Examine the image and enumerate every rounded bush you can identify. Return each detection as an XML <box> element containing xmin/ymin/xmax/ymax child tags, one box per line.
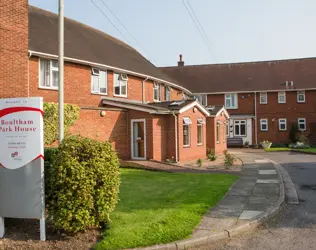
<box><xmin>45</xmin><ymin>136</ymin><xmax>120</xmax><ymax>233</ymax></box>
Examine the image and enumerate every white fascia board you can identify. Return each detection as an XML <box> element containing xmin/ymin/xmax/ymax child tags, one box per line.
<box><xmin>215</xmin><ymin>107</ymin><xmax>230</xmax><ymax>119</ymax></box>
<box><xmin>179</xmin><ymin>101</ymin><xmax>210</xmax><ymax>116</ymax></box>
<box><xmin>29</xmin><ymin>50</ymin><xmax>192</xmax><ymax>95</ymax></box>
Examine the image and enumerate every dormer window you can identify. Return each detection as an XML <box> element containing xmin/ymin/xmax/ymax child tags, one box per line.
<box><xmin>153</xmin><ymin>82</ymin><xmax>161</xmax><ymax>102</ymax></box>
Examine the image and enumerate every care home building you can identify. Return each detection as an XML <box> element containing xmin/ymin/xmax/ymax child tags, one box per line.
<box><xmin>161</xmin><ymin>56</ymin><xmax>316</xmax><ymax>146</ymax></box>
<box><xmin>1</xmin><ymin>1</ymin><xmax>229</xmax><ymax>162</ymax></box>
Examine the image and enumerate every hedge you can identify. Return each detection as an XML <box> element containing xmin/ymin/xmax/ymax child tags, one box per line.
<box><xmin>44</xmin><ymin>102</ymin><xmax>80</xmax><ymax>145</ymax></box>
<box><xmin>45</xmin><ymin>136</ymin><xmax>120</xmax><ymax>233</ymax></box>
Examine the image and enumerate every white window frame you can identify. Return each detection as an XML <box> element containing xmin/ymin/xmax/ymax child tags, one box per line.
<box><xmin>297</xmin><ymin>91</ymin><xmax>305</xmax><ymax>103</ymax></box>
<box><xmin>39</xmin><ymin>58</ymin><xmax>59</xmax><ymax>90</ymax></box>
<box><xmin>216</xmin><ymin>121</ymin><xmax>220</xmax><ymax>143</ymax></box>
<box><xmin>91</xmin><ymin>68</ymin><xmax>107</xmax><ymax>95</ymax></box>
<box><xmin>260</xmin><ymin>119</ymin><xmax>268</xmax><ymax>131</ymax></box>
<box><xmin>278</xmin><ymin>118</ymin><xmax>287</xmax><ymax>131</ymax></box>
<box><xmin>234</xmin><ymin>120</ymin><xmax>246</xmax><ymax>137</ymax></box>
<box><xmin>226</xmin><ymin>121</ymin><xmax>230</xmax><ymax>137</ymax></box>
<box><xmin>164</xmin><ymin>86</ymin><xmax>171</xmax><ymax>101</ymax></box>
<box><xmin>195</xmin><ymin>95</ymin><xmax>208</xmax><ymax>106</ymax></box>
<box><xmin>153</xmin><ymin>82</ymin><xmax>161</xmax><ymax>102</ymax></box>
<box><xmin>197</xmin><ymin>123</ymin><xmax>203</xmax><ymax>145</ymax></box>
<box><xmin>183</xmin><ymin>124</ymin><xmax>191</xmax><ymax>147</ymax></box>
<box><xmin>114</xmin><ymin>73</ymin><xmax>128</xmax><ymax>97</ymax></box>
<box><xmin>298</xmin><ymin>118</ymin><xmax>306</xmax><ymax>131</ymax></box>
<box><xmin>225</xmin><ymin>93</ymin><xmax>238</xmax><ymax>109</ymax></box>
<box><xmin>278</xmin><ymin>92</ymin><xmax>286</xmax><ymax>104</ymax></box>
<box><xmin>260</xmin><ymin>92</ymin><xmax>267</xmax><ymax>104</ymax></box>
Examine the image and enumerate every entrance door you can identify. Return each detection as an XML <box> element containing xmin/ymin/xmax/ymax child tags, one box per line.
<box><xmin>131</xmin><ymin>119</ymin><xmax>146</xmax><ymax>160</ymax></box>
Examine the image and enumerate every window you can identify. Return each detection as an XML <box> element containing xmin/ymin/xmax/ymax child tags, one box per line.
<box><xmin>153</xmin><ymin>82</ymin><xmax>161</xmax><ymax>101</ymax></box>
<box><xmin>91</xmin><ymin>68</ymin><xmax>107</xmax><ymax>94</ymax></box>
<box><xmin>297</xmin><ymin>91</ymin><xmax>305</xmax><ymax>103</ymax></box>
<box><xmin>226</xmin><ymin>121</ymin><xmax>230</xmax><ymax>137</ymax></box>
<box><xmin>260</xmin><ymin>119</ymin><xmax>268</xmax><ymax>131</ymax></box>
<box><xmin>183</xmin><ymin>117</ymin><xmax>192</xmax><ymax>147</ymax></box>
<box><xmin>164</xmin><ymin>86</ymin><xmax>171</xmax><ymax>101</ymax></box>
<box><xmin>279</xmin><ymin>119</ymin><xmax>287</xmax><ymax>131</ymax></box>
<box><xmin>298</xmin><ymin>118</ymin><xmax>306</xmax><ymax>131</ymax></box>
<box><xmin>216</xmin><ymin>121</ymin><xmax>220</xmax><ymax>143</ymax></box>
<box><xmin>197</xmin><ymin>118</ymin><xmax>205</xmax><ymax>145</ymax></box>
<box><xmin>225</xmin><ymin>93</ymin><xmax>238</xmax><ymax>109</ymax></box>
<box><xmin>260</xmin><ymin>92</ymin><xmax>267</xmax><ymax>104</ymax></box>
<box><xmin>278</xmin><ymin>92</ymin><xmax>286</xmax><ymax>103</ymax></box>
<box><xmin>39</xmin><ymin>59</ymin><xmax>59</xmax><ymax>89</ymax></box>
<box><xmin>234</xmin><ymin>120</ymin><xmax>246</xmax><ymax>136</ymax></box>
<box><xmin>194</xmin><ymin>95</ymin><xmax>208</xmax><ymax>106</ymax></box>
<box><xmin>114</xmin><ymin>73</ymin><xmax>128</xmax><ymax>97</ymax></box>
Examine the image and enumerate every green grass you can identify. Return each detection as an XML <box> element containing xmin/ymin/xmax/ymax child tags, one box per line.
<box><xmin>94</xmin><ymin>169</ymin><xmax>237</xmax><ymax>250</ymax></box>
<box><xmin>265</xmin><ymin>147</ymin><xmax>316</xmax><ymax>153</ymax></box>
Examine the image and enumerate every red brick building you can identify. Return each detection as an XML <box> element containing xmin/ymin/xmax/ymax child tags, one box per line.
<box><xmin>1</xmin><ymin>2</ymin><xmax>228</xmax><ymax>162</ymax></box>
<box><xmin>161</xmin><ymin>56</ymin><xmax>316</xmax><ymax>146</ymax></box>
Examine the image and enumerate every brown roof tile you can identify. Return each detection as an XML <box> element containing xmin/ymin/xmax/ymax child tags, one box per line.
<box><xmin>160</xmin><ymin>58</ymin><xmax>316</xmax><ymax>93</ymax></box>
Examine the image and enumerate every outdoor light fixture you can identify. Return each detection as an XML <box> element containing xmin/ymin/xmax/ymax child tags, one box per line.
<box><xmin>100</xmin><ymin>110</ymin><xmax>106</xmax><ymax>117</ymax></box>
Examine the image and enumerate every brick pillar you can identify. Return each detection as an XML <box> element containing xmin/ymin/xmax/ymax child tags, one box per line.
<box><xmin>0</xmin><ymin>0</ymin><xmax>29</xmax><ymax>98</ymax></box>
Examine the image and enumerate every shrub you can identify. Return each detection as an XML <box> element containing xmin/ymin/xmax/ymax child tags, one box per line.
<box><xmin>207</xmin><ymin>148</ymin><xmax>217</xmax><ymax>161</ymax></box>
<box><xmin>271</xmin><ymin>143</ymin><xmax>288</xmax><ymax>148</ymax></box>
<box><xmin>223</xmin><ymin>150</ymin><xmax>236</xmax><ymax>169</ymax></box>
<box><xmin>44</xmin><ymin>102</ymin><xmax>80</xmax><ymax>145</ymax></box>
<box><xmin>44</xmin><ymin>147</ymin><xmax>58</xmax><ymax>164</ymax></box>
<box><xmin>298</xmin><ymin>134</ymin><xmax>309</xmax><ymax>145</ymax></box>
<box><xmin>45</xmin><ymin>136</ymin><xmax>120</xmax><ymax>233</ymax></box>
<box><xmin>289</xmin><ymin>123</ymin><xmax>298</xmax><ymax>143</ymax></box>
<box><xmin>196</xmin><ymin>158</ymin><xmax>203</xmax><ymax>167</ymax></box>
<box><xmin>289</xmin><ymin>142</ymin><xmax>311</xmax><ymax>149</ymax></box>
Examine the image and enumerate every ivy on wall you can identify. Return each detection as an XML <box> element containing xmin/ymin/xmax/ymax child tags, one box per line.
<box><xmin>44</xmin><ymin>102</ymin><xmax>80</xmax><ymax>145</ymax></box>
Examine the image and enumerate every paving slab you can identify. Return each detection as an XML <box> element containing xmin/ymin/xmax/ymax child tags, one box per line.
<box><xmin>257</xmin><ymin>179</ymin><xmax>279</xmax><ymax>184</ymax></box>
<box><xmin>259</xmin><ymin>170</ymin><xmax>277</xmax><ymax>175</ymax></box>
<box><xmin>239</xmin><ymin>210</ymin><xmax>264</xmax><ymax>220</ymax></box>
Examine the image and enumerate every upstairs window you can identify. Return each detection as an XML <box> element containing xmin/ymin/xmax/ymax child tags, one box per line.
<box><xmin>91</xmin><ymin>68</ymin><xmax>107</xmax><ymax>94</ymax></box>
<box><xmin>194</xmin><ymin>95</ymin><xmax>208</xmax><ymax>106</ymax></box>
<box><xmin>225</xmin><ymin>93</ymin><xmax>238</xmax><ymax>109</ymax></box>
<box><xmin>153</xmin><ymin>82</ymin><xmax>161</xmax><ymax>101</ymax></box>
<box><xmin>164</xmin><ymin>86</ymin><xmax>171</xmax><ymax>101</ymax></box>
<box><xmin>278</xmin><ymin>92</ymin><xmax>286</xmax><ymax>103</ymax></box>
<box><xmin>298</xmin><ymin>118</ymin><xmax>306</xmax><ymax>131</ymax></box>
<box><xmin>279</xmin><ymin>118</ymin><xmax>287</xmax><ymax>131</ymax></box>
<box><xmin>39</xmin><ymin>59</ymin><xmax>59</xmax><ymax>89</ymax></box>
<box><xmin>297</xmin><ymin>91</ymin><xmax>305</xmax><ymax>103</ymax></box>
<box><xmin>260</xmin><ymin>92</ymin><xmax>267</xmax><ymax>104</ymax></box>
<box><xmin>114</xmin><ymin>73</ymin><xmax>128</xmax><ymax>97</ymax></box>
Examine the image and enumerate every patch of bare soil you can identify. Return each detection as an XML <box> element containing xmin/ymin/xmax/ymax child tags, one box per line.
<box><xmin>0</xmin><ymin>218</ymin><xmax>100</xmax><ymax>250</ymax></box>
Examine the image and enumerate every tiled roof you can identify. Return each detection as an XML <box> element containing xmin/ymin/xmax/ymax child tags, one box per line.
<box><xmin>160</xmin><ymin>58</ymin><xmax>316</xmax><ymax>93</ymax></box>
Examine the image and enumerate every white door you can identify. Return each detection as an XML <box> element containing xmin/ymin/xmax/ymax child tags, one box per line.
<box><xmin>131</xmin><ymin>119</ymin><xmax>146</xmax><ymax>160</ymax></box>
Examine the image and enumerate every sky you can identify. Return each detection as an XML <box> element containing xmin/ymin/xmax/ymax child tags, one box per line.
<box><xmin>28</xmin><ymin>0</ymin><xmax>316</xmax><ymax>67</ymax></box>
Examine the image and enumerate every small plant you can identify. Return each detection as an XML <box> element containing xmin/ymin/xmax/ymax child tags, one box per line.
<box><xmin>244</xmin><ymin>141</ymin><xmax>249</xmax><ymax>148</ymax></box>
<box><xmin>223</xmin><ymin>150</ymin><xmax>236</xmax><ymax>169</ymax></box>
<box><xmin>166</xmin><ymin>157</ymin><xmax>176</xmax><ymax>164</ymax></box>
<box><xmin>196</xmin><ymin>158</ymin><xmax>203</xmax><ymax>167</ymax></box>
<box><xmin>207</xmin><ymin>148</ymin><xmax>217</xmax><ymax>161</ymax></box>
<box><xmin>298</xmin><ymin>134</ymin><xmax>309</xmax><ymax>145</ymax></box>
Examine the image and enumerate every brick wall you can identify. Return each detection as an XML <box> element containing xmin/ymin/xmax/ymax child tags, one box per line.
<box><xmin>0</xmin><ymin>0</ymin><xmax>28</xmax><ymax>98</ymax></box>
<box><xmin>206</xmin><ymin>115</ymin><xmax>228</xmax><ymax>154</ymax></box>
<box><xmin>178</xmin><ymin>108</ymin><xmax>207</xmax><ymax>162</ymax></box>
<box><xmin>29</xmin><ymin>57</ymin><xmax>185</xmax><ymax>105</ymax></box>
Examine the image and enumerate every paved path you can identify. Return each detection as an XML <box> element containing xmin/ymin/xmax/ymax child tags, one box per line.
<box><xmin>202</xmin><ymin>150</ymin><xmax>316</xmax><ymax>250</ymax></box>
<box><xmin>193</xmin><ymin>152</ymin><xmax>281</xmax><ymax>239</ymax></box>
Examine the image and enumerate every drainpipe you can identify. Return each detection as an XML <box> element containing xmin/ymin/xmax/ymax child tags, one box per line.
<box><xmin>172</xmin><ymin>112</ymin><xmax>179</xmax><ymax>163</ymax></box>
<box><xmin>254</xmin><ymin>92</ymin><xmax>258</xmax><ymax>146</ymax></box>
<box><xmin>142</xmin><ymin>77</ymin><xmax>149</xmax><ymax>103</ymax></box>
<box><xmin>27</xmin><ymin>51</ymin><xmax>32</xmax><ymax>97</ymax></box>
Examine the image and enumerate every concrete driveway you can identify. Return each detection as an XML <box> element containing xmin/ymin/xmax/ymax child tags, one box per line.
<box><xmin>205</xmin><ymin>150</ymin><xmax>316</xmax><ymax>250</ymax></box>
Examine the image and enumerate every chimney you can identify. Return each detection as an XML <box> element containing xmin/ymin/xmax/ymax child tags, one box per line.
<box><xmin>178</xmin><ymin>54</ymin><xmax>184</xmax><ymax>67</ymax></box>
<box><xmin>0</xmin><ymin>0</ymin><xmax>29</xmax><ymax>98</ymax></box>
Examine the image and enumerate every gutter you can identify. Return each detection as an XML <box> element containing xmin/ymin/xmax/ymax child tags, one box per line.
<box><xmin>28</xmin><ymin>50</ymin><xmax>192</xmax><ymax>95</ymax></box>
<box><xmin>172</xmin><ymin>112</ymin><xmax>179</xmax><ymax>163</ymax></box>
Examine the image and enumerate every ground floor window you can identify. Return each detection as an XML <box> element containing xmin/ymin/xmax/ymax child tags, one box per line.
<box><xmin>197</xmin><ymin>118</ymin><xmax>205</xmax><ymax>145</ymax></box>
<box><xmin>278</xmin><ymin>118</ymin><xmax>287</xmax><ymax>131</ymax></box>
<box><xmin>216</xmin><ymin>121</ymin><xmax>220</xmax><ymax>143</ymax></box>
<box><xmin>298</xmin><ymin>118</ymin><xmax>306</xmax><ymax>131</ymax></box>
<box><xmin>234</xmin><ymin>120</ymin><xmax>246</xmax><ymax>136</ymax></box>
<box><xmin>183</xmin><ymin>117</ymin><xmax>192</xmax><ymax>147</ymax></box>
<box><xmin>260</xmin><ymin>119</ymin><xmax>268</xmax><ymax>131</ymax></box>
<box><xmin>226</xmin><ymin>121</ymin><xmax>230</xmax><ymax>137</ymax></box>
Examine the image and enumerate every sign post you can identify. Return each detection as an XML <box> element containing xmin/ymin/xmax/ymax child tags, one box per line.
<box><xmin>0</xmin><ymin>97</ymin><xmax>45</xmax><ymax>241</ymax></box>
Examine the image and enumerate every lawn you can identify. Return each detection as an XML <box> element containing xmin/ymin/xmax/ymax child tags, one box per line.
<box><xmin>94</xmin><ymin>169</ymin><xmax>237</xmax><ymax>250</ymax></box>
<box><xmin>265</xmin><ymin>148</ymin><xmax>316</xmax><ymax>153</ymax></box>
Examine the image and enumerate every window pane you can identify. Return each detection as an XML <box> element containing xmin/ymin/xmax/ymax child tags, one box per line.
<box><xmin>241</xmin><ymin>124</ymin><xmax>246</xmax><ymax>135</ymax></box>
<box><xmin>52</xmin><ymin>60</ymin><xmax>59</xmax><ymax>68</ymax></box>
<box><xmin>235</xmin><ymin>124</ymin><xmax>240</xmax><ymax>135</ymax></box>
<box><xmin>99</xmin><ymin>71</ymin><xmax>107</xmax><ymax>93</ymax></box>
<box><xmin>183</xmin><ymin>125</ymin><xmax>189</xmax><ymax>146</ymax></box>
<box><xmin>114</xmin><ymin>86</ymin><xmax>120</xmax><ymax>95</ymax></box>
<box><xmin>52</xmin><ymin>70</ymin><xmax>59</xmax><ymax>87</ymax></box>
<box><xmin>216</xmin><ymin>124</ymin><xmax>220</xmax><ymax>142</ymax></box>
<box><xmin>197</xmin><ymin>125</ymin><xmax>203</xmax><ymax>144</ymax></box>
<box><xmin>231</xmin><ymin>95</ymin><xmax>236</xmax><ymax>107</ymax></box>
<box><xmin>92</xmin><ymin>75</ymin><xmax>99</xmax><ymax>92</ymax></box>
<box><xmin>120</xmin><ymin>81</ymin><xmax>127</xmax><ymax>95</ymax></box>
<box><xmin>226</xmin><ymin>98</ymin><xmax>231</xmax><ymax>107</ymax></box>
<box><xmin>154</xmin><ymin>89</ymin><xmax>158</xmax><ymax>100</ymax></box>
<box><xmin>40</xmin><ymin>59</ymin><xmax>50</xmax><ymax>87</ymax></box>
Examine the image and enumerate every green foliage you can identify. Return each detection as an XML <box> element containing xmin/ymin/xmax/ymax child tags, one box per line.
<box><xmin>44</xmin><ymin>147</ymin><xmax>58</xmax><ymax>164</ymax></box>
<box><xmin>45</xmin><ymin>136</ymin><xmax>120</xmax><ymax>233</ymax></box>
<box><xmin>271</xmin><ymin>142</ymin><xmax>288</xmax><ymax>148</ymax></box>
<box><xmin>43</xmin><ymin>102</ymin><xmax>80</xmax><ymax>145</ymax></box>
<box><xmin>289</xmin><ymin>123</ymin><xmax>298</xmax><ymax>143</ymax></box>
<box><xmin>298</xmin><ymin>134</ymin><xmax>309</xmax><ymax>145</ymax></box>
<box><xmin>223</xmin><ymin>150</ymin><xmax>236</xmax><ymax>169</ymax></box>
<box><xmin>196</xmin><ymin>158</ymin><xmax>203</xmax><ymax>167</ymax></box>
<box><xmin>207</xmin><ymin>148</ymin><xmax>217</xmax><ymax>161</ymax></box>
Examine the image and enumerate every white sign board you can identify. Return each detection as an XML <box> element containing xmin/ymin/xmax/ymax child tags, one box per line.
<box><xmin>0</xmin><ymin>97</ymin><xmax>45</xmax><ymax>241</ymax></box>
